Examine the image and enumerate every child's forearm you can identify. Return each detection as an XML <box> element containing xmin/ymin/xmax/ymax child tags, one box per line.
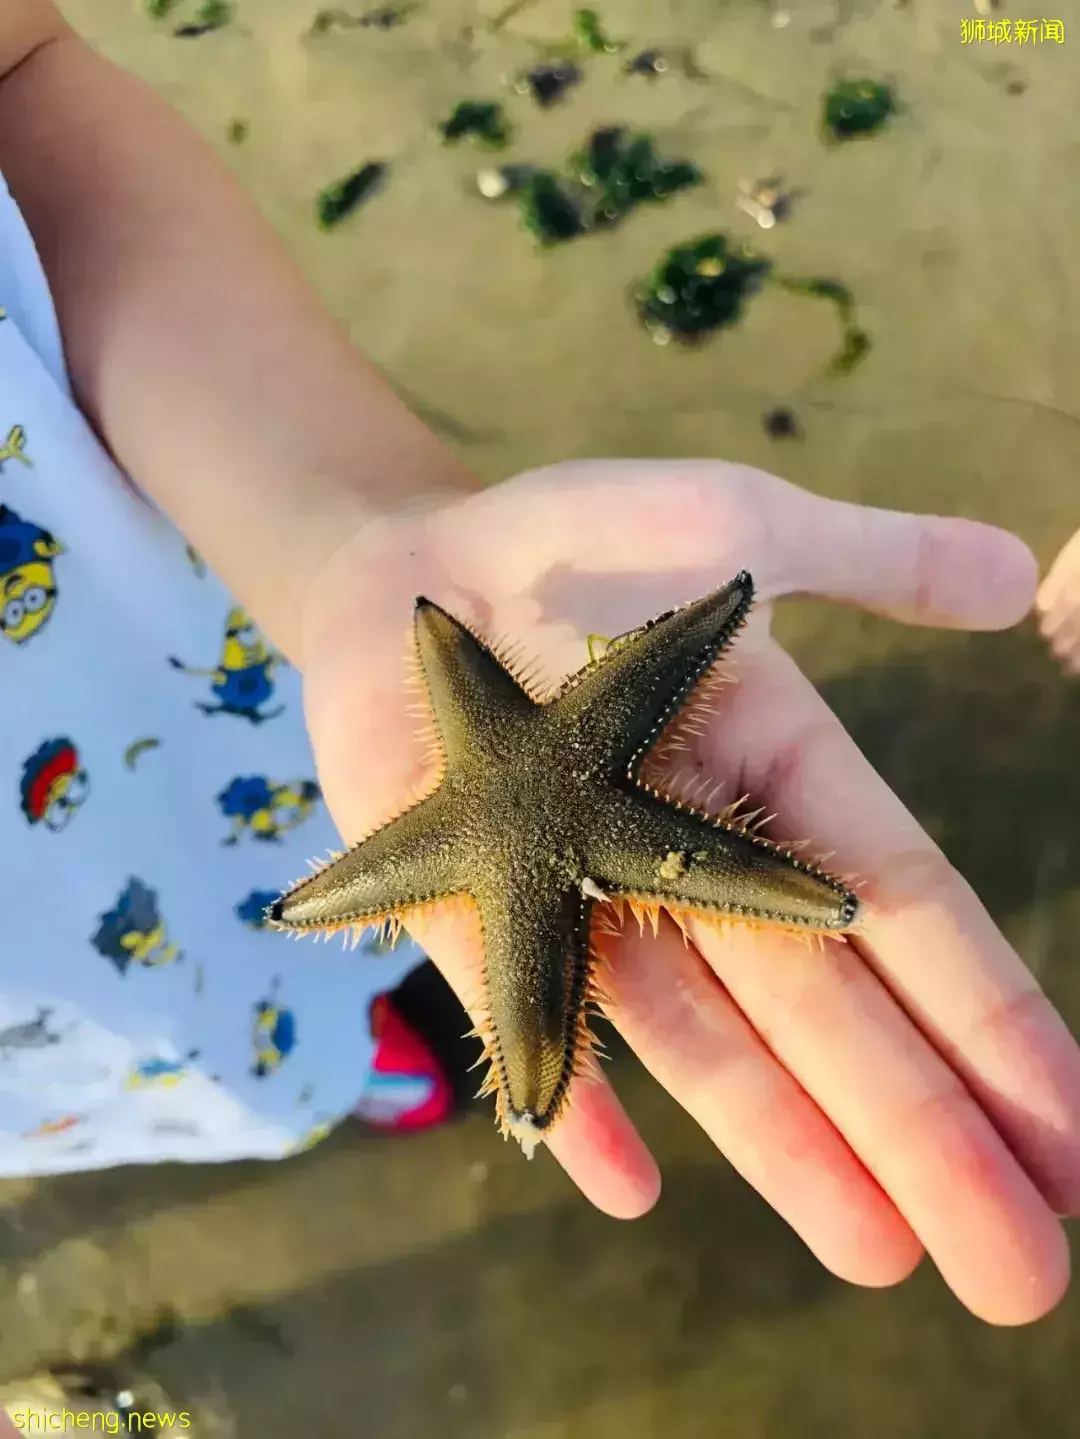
<box><xmin>0</xmin><ymin>4</ymin><xmax>477</xmax><ymax>658</ymax></box>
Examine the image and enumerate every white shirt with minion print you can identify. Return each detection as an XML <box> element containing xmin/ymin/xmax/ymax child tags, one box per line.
<box><xmin>0</xmin><ymin>169</ymin><xmax>425</xmax><ymax>1176</ymax></box>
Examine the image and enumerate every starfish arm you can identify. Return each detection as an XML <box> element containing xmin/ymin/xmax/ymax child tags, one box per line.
<box><xmin>413</xmin><ymin>598</ymin><xmax>538</xmax><ymax>767</ymax></box>
<box><xmin>550</xmin><ymin>574</ymin><xmax>753</xmax><ymax>779</ymax></box>
<box><xmin>583</xmin><ymin>786</ymin><xmax>858</xmax><ymax>933</ymax></box>
<box><xmin>269</xmin><ymin>786</ymin><xmax>466</xmax><ymax>936</ymax></box>
<box><xmin>473</xmin><ymin>877</ymin><xmax>598</xmax><ymax>1152</ymax></box>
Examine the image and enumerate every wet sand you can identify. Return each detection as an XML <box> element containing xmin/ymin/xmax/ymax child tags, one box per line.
<box><xmin>4</xmin><ymin>0</ymin><xmax>1080</xmax><ymax>1434</ymax></box>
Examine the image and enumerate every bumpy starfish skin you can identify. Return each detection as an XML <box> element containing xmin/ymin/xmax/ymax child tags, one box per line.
<box><xmin>269</xmin><ymin>573</ymin><xmax>859</xmax><ymax>1154</ymax></box>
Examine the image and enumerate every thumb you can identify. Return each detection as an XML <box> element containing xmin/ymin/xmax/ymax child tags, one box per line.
<box><xmin>754</xmin><ymin>482</ymin><xmax>1038</xmax><ymax>631</ymax></box>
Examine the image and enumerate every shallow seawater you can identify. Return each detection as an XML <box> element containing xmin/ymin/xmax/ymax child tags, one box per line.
<box><xmin>10</xmin><ymin>1</ymin><xmax>1080</xmax><ymax>1434</ymax></box>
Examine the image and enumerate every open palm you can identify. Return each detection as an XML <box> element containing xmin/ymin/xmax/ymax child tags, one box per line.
<box><xmin>297</xmin><ymin>459</ymin><xmax>1080</xmax><ymax>1326</ymax></box>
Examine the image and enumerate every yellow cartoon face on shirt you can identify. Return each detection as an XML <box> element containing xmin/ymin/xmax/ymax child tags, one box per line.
<box><xmin>0</xmin><ymin>522</ymin><xmax>64</xmax><ymax>645</ymax></box>
<box><xmin>222</xmin><ymin>607</ymin><xmax>271</xmax><ymax>669</ymax></box>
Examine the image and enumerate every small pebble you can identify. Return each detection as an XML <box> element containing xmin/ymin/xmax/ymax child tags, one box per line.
<box><xmin>771</xmin><ymin>9</ymin><xmax>792</xmax><ymax>26</ymax></box>
<box><xmin>477</xmin><ymin>168</ymin><xmax>511</xmax><ymax>199</ymax></box>
<box><xmin>468</xmin><ymin>1160</ymin><xmax>490</xmax><ymax>1183</ymax></box>
<box><xmin>448</xmin><ymin>1384</ymin><xmax>468</xmax><ymax>1403</ymax></box>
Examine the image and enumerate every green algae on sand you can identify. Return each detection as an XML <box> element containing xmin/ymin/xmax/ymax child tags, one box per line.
<box><xmin>571</xmin><ymin>127</ymin><xmax>701</xmax><ymax>227</ymax></box>
<box><xmin>635</xmin><ymin>235</ymin><xmax>771</xmax><ymax>343</ymax></box>
<box><xmin>823</xmin><ymin>78</ymin><xmax>897</xmax><ymax>141</ymax></box>
<box><xmin>571</xmin><ymin>7</ymin><xmax>623</xmax><ymax>53</ymax></box>
<box><xmin>518</xmin><ymin>172</ymin><xmax>587</xmax><ymax>245</ymax></box>
<box><xmin>635</xmin><ymin>233</ymin><xmax>871</xmax><ymax>374</ymax></box>
<box><xmin>315</xmin><ymin>163</ymin><xmax>387</xmax><ymax>229</ymax></box>
<box><xmin>174</xmin><ymin>0</ymin><xmax>232</xmax><ymax>35</ymax></box>
<box><xmin>502</xmin><ymin>129</ymin><xmax>700</xmax><ymax>247</ymax></box>
<box><xmin>439</xmin><ymin>101</ymin><xmax>512</xmax><ymax>149</ymax></box>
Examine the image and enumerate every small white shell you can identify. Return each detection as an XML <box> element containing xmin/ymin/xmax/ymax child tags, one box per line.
<box><xmin>476</xmin><ymin>167</ymin><xmax>511</xmax><ymax>200</ymax></box>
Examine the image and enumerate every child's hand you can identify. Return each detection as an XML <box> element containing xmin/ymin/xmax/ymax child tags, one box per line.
<box><xmin>297</xmin><ymin>459</ymin><xmax>1076</xmax><ymax>1326</ymax></box>
<box><xmin>1036</xmin><ymin>526</ymin><xmax>1080</xmax><ymax>671</ymax></box>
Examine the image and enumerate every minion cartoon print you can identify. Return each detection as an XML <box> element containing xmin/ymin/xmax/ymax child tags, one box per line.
<box><xmin>20</xmin><ymin>738</ymin><xmax>90</xmax><ymax>832</ymax></box>
<box><xmin>91</xmin><ymin>878</ymin><xmax>183</xmax><ymax>975</ymax></box>
<box><xmin>0</xmin><ymin>504</ymin><xmax>64</xmax><ymax>647</ymax></box>
<box><xmin>168</xmin><ymin>607</ymin><xmax>285</xmax><ymax>724</ymax></box>
<box><xmin>252</xmin><ymin>981</ymin><xmax>296</xmax><ymax>1079</ymax></box>
<box><xmin>235</xmin><ymin>890</ymin><xmax>281</xmax><ymax>930</ymax></box>
<box><xmin>216</xmin><ymin>775</ymin><xmax>321</xmax><ymax>846</ymax></box>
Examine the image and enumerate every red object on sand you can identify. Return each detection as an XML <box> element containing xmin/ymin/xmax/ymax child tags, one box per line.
<box><xmin>352</xmin><ymin>993</ymin><xmax>454</xmax><ymax>1134</ymax></box>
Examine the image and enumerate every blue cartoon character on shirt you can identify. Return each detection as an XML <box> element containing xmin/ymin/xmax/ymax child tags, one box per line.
<box><xmin>216</xmin><ymin>775</ymin><xmax>321</xmax><ymax>846</ymax></box>
<box><xmin>168</xmin><ymin>606</ymin><xmax>285</xmax><ymax>724</ymax></box>
<box><xmin>20</xmin><ymin>738</ymin><xmax>90</xmax><ymax>832</ymax></box>
<box><xmin>0</xmin><ymin>504</ymin><xmax>64</xmax><ymax>647</ymax></box>
<box><xmin>235</xmin><ymin>890</ymin><xmax>282</xmax><ymax>930</ymax></box>
<box><xmin>252</xmin><ymin>983</ymin><xmax>296</xmax><ymax>1078</ymax></box>
<box><xmin>91</xmin><ymin>878</ymin><xmax>183</xmax><ymax>974</ymax></box>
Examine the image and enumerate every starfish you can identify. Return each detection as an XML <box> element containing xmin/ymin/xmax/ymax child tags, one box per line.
<box><xmin>269</xmin><ymin>573</ymin><xmax>859</xmax><ymax>1154</ymax></box>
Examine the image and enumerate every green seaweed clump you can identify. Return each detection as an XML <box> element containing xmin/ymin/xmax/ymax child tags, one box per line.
<box><xmin>175</xmin><ymin>0</ymin><xmax>232</xmax><ymax>35</ymax></box>
<box><xmin>822</xmin><ymin>78</ymin><xmax>896</xmax><ymax>141</ymax></box>
<box><xmin>316</xmin><ymin>163</ymin><xmax>387</xmax><ymax>230</ymax></box>
<box><xmin>518</xmin><ymin>172</ymin><xmax>587</xmax><ymax>246</ymax></box>
<box><xmin>146</xmin><ymin>0</ymin><xmax>180</xmax><ymax>16</ymax></box>
<box><xmin>309</xmin><ymin>4</ymin><xmax>416</xmax><ymax>32</ymax></box>
<box><xmin>635</xmin><ymin>234</ymin><xmax>772</xmax><ymax>344</ymax></box>
<box><xmin>572</xmin><ymin>7</ymin><xmax>622</xmax><ymax>52</ymax></box>
<box><xmin>635</xmin><ymin>235</ymin><xmax>872</xmax><ymax>372</ymax></box>
<box><xmin>439</xmin><ymin>101</ymin><xmax>511</xmax><ymax>149</ymax></box>
<box><xmin>571</xmin><ymin>128</ymin><xmax>701</xmax><ymax>228</ymax></box>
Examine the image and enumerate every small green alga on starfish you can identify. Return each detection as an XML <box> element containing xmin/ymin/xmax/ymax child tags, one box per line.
<box><xmin>269</xmin><ymin>574</ymin><xmax>859</xmax><ymax>1154</ymax></box>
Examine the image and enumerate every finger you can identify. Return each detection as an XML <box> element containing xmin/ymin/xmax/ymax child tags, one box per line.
<box><xmin>694</xmin><ymin>646</ymin><xmax>1080</xmax><ymax>1302</ymax></box>
<box><xmin>403</xmin><ymin>906</ymin><xmax>662</xmax><ymax>1221</ymax></box>
<box><xmin>1036</xmin><ymin>531</ymin><xmax>1080</xmax><ymax>613</ymax></box>
<box><xmin>536</xmin><ymin>461</ymin><xmax>1036</xmax><ymax>631</ymax></box>
<box><xmin>1038</xmin><ymin>602</ymin><xmax>1080</xmax><ymax>650</ymax></box>
<box><xmin>1035</xmin><ymin>594</ymin><xmax>1079</xmax><ymax>637</ymax></box>
<box><xmin>544</xmin><ymin>1070</ymin><xmax>663</xmax><ymax>1220</ymax></box>
<box><xmin>1045</xmin><ymin>616</ymin><xmax>1080</xmax><ymax>665</ymax></box>
<box><xmin>743</xmin><ymin>472</ymin><xmax>1038</xmax><ymax>630</ymax></box>
<box><xmin>696</xmin><ymin>918</ymin><xmax>1067</xmax><ymax>1323</ymax></box>
<box><xmin>702</xmin><ymin>641</ymin><xmax>1080</xmax><ymax>1214</ymax></box>
<box><xmin>598</xmin><ymin>912</ymin><xmax>924</xmax><ymax>1285</ymax></box>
